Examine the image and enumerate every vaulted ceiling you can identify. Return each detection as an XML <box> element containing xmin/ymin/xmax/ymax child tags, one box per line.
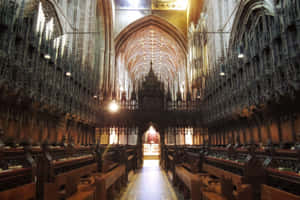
<box><xmin>118</xmin><ymin>24</ymin><xmax>186</xmax><ymax>83</ymax></box>
<box><xmin>113</xmin><ymin>0</ymin><xmax>204</xmax><ymax>88</ymax></box>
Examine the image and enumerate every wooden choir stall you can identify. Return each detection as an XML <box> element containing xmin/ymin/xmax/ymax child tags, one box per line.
<box><xmin>163</xmin><ymin>144</ymin><xmax>300</xmax><ymax>200</ymax></box>
<box><xmin>0</xmin><ymin>135</ymin><xmax>138</xmax><ymax>200</ymax></box>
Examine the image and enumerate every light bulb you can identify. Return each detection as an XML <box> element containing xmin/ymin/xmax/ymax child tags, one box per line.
<box><xmin>108</xmin><ymin>100</ymin><xmax>119</xmax><ymax>113</ymax></box>
<box><xmin>44</xmin><ymin>54</ymin><xmax>51</xmax><ymax>60</ymax></box>
<box><xmin>148</xmin><ymin>126</ymin><xmax>156</xmax><ymax>135</ymax></box>
<box><xmin>238</xmin><ymin>53</ymin><xmax>244</xmax><ymax>59</ymax></box>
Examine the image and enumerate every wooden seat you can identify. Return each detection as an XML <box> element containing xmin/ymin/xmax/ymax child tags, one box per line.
<box><xmin>202</xmin><ymin>163</ymin><xmax>243</xmax><ymax>186</ymax></box>
<box><xmin>0</xmin><ymin>147</ymin><xmax>37</xmax><ymax>200</ymax></box>
<box><xmin>94</xmin><ymin>164</ymin><xmax>126</xmax><ymax>200</ymax></box>
<box><xmin>261</xmin><ymin>184</ymin><xmax>300</xmax><ymax>200</ymax></box>
<box><xmin>0</xmin><ymin>183</ymin><xmax>36</xmax><ymax>200</ymax></box>
<box><xmin>175</xmin><ymin>165</ymin><xmax>202</xmax><ymax>200</ymax></box>
<box><xmin>44</xmin><ymin>160</ymin><xmax>97</xmax><ymax>200</ymax></box>
<box><xmin>67</xmin><ymin>190</ymin><xmax>95</xmax><ymax>200</ymax></box>
<box><xmin>67</xmin><ymin>177</ymin><xmax>96</xmax><ymax>200</ymax></box>
<box><xmin>182</xmin><ymin>152</ymin><xmax>201</xmax><ymax>173</ymax></box>
<box><xmin>102</xmin><ymin>160</ymin><xmax>119</xmax><ymax>173</ymax></box>
<box><xmin>202</xmin><ymin>191</ymin><xmax>227</xmax><ymax>200</ymax></box>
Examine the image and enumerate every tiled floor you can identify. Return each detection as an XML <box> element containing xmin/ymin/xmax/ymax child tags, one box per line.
<box><xmin>117</xmin><ymin>160</ymin><xmax>184</xmax><ymax>200</ymax></box>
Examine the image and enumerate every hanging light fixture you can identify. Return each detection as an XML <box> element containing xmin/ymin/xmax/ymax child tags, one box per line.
<box><xmin>196</xmin><ymin>88</ymin><xmax>201</xmax><ymax>99</ymax></box>
<box><xmin>65</xmin><ymin>72</ymin><xmax>72</xmax><ymax>77</ymax></box>
<box><xmin>220</xmin><ymin>63</ymin><xmax>225</xmax><ymax>76</ymax></box>
<box><xmin>44</xmin><ymin>54</ymin><xmax>51</xmax><ymax>60</ymax></box>
<box><xmin>108</xmin><ymin>100</ymin><xmax>119</xmax><ymax>113</ymax></box>
<box><xmin>238</xmin><ymin>45</ymin><xmax>244</xmax><ymax>59</ymax></box>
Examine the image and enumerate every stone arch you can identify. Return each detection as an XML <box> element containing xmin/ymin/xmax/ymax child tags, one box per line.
<box><xmin>24</xmin><ymin>0</ymin><xmax>63</xmax><ymax>37</ymax></box>
<box><xmin>229</xmin><ymin>0</ymin><xmax>275</xmax><ymax>48</ymax></box>
<box><xmin>114</xmin><ymin>15</ymin><xmax>188</xmax><ymax>90</ymax></box>
<box><xmin>115</xmin><ymin>15</ymin><xmax>187</xmax><ymax>56</ymax></box>
<box><xmin>142</xmin><ymin>123</ymin><xmax>161</xmax><ymax>143</ymax></box>
<box><xmin>96</xmin><ymin>0</ymin><xmax>114</xmax><ymax>92</ymax></box>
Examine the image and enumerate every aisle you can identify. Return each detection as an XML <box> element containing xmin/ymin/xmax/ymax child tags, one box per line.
<box><xmin>118</xmin><ymin>160</ymin><xmax>184</xmax><ymax>200</ymax></box>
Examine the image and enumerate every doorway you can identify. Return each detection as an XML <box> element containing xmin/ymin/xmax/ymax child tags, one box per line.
<box><xmin>143</xmin><ymin>125</ymin><xmax>160</xmax><ymax>160</ymax></box>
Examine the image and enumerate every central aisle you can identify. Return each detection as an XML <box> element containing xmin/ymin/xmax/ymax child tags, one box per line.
<box><xmin>118</xmin><ymin>160</ymin><xmax>184</xmax><ymax>200</ymax></box>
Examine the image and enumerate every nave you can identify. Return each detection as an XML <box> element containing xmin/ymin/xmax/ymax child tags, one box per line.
<box><xmin>0</xmin><ymin>0</ymin><xmax>300</xmax><ymax>200</ymax></box>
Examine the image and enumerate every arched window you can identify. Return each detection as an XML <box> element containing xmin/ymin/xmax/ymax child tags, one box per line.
<box><xmin>109</xmin><ymin>128</ymin><xmax>118</xmax><ymax>144</ymax></box>
<box><xmin>185</xmin><ymin>128</ymin><xmax>193</xmax><ymax>145</ymax></box>
<box><xmin>36</xmin><ymin>2</ymin><xmax>54</xmax><ymax>40</ymax></box>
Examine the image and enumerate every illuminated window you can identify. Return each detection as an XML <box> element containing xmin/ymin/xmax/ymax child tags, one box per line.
<box><xmin>53</xmin><ymin>34</ymin><xmax>67</xmax><ymax>55</ymax></box>
<box><xmin>36</xmin><ymin>2</ymin><xmax>54</xmax><ymax>40</ymax></box>
<box><xmin>109</xmin><ymin>128</ymin><xmax>118</xmax><ymax>144</ymax></box>
<box><xmin>175</xmin><ymin>0</ymin><xmax>188</xmax><ymax>10</ymax></box>
<box><xmin>185</xmin><ymin>128</ymin><xmax>193</xmax><ymax>145</ymax></box>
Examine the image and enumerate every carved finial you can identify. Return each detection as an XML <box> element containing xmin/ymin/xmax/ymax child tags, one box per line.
<box><xmin>149</xmin><ymin>61</ymin><xmax>154</xmax><ymax>73</ymax></box>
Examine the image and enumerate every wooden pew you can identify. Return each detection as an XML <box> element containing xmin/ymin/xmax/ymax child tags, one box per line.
<box><xmin>94</xmin><ymin>164</ymin><xmax>126</xmax><ymax>200</ymax></box>
<box><xmin>255</xmin><ymin>147</ymin><xmax>300</xmax><ymax>199</ymax></box>
<box><xmin>100</xmin><ymin>146</ymin><xmax>123</xmax><ymax>173</ymax></box>
<box><xmin>41</xmin><ymin>144</ymin><xmax>97</xmax><ymax>200</ymax></box>
<box><xmin>93</xmin><ymin>145</ymin><xmax>127</xmax><ymax>200</ymax></box>
<box><xmin>175</xmin><ymin>165</ymin><xmax>203</xmax><ymax>200</ymax></box>
<box><xmin>261</xmin><ymin>184</ymin><xmax>300</xmax><ymax>200</ymax></box>
<box><xmin>125</xmin><ymin>145</ymin><xmax>137</xmax><ymax>175</ymax></box>
<box><xmin>0</xmin><ymin>145</ymin><xmax>37</xmax><ymax>200</ymax></box>
<box><xmin>202</xmin><ymin>156</ymin><xmax>253</xmax><ymax>200</ymax></box>
<box><xmin>164</xmin><ymin>146</ymin><xmax>177</xmax><ymax>179</ymax></box>
<box><xmin>194</xmin><ymin>145</ymin><xmax>300</xmax><ymax>200</ymax></box>
<box><xmin>174</xmin><ymin>149</ymin><xmax>203</xmax><ymax>200</ymax></box>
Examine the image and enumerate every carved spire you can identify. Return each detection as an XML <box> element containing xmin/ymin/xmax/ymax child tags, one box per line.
<box><xmin>148</xmin><ymin>60</ymin><xmax>155</xmax><ymax>77</ymax></box>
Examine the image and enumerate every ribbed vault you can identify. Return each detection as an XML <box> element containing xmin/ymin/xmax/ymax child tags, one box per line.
<box><xmin>115</xmin><ymin>15</ymin><xmax>187</xmax><ymax>85</ymax></box>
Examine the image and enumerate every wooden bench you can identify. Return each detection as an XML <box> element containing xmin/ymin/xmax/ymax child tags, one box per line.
<box><xmin>164</xmin><ymin>147</ymin><xmax>176</xmax><ymax>179</ymax></box>
<box><xmin>42</xmin><ymin>145</ymin><xmax>98</xmax><ymax>200</ymax></box>
<box><xmin>201</xmin><ymin>155</ymin><xmax>253</xmax><ymax>200</ymax></box>
<box><xmin>44</xmin><ymin>159</ymin><xmax>97</xmax><ymax>200</ymax></box>
<box><xmin>101</xmin><ymin>149</ymin><xmax>122</xmax><ymax>173</ymax></box>
<box><xmin>175</xmin><ymin>165</ymin><xmax>202</xmax><ymax>200</ymax></box>
<box><xmin>0</xmin><ymin>146</ymin><xmax>37</xmax><ymax>200</ymax></box>
<box><xmin>174</xmin><ymin>151</ymin><xmax>203</xmax><ymax>200</ymax></box>
<box><xmin>125</xmin><ymin>147</ymin><xmax>137</xmax><ymax>174</ymax></box>
<box><xmin>67</xmin><ymin>176</ymin><xmax>96</xmax><ymax>200</ymax></box>
<box><xmin>202</xmin><ymin>163</ymin><xmax>243</xmax><ymax>187</ymax></box>
<box><xmin>94</xmin><ymin>164</ymin><xmax>126</xmax><ymax>200</ymax></box>
<box><xmin>92</xmin><ymin>146</ymin><xmax>128</xmax><ymax>200</ymax></box>
<box><xmin>261</xmin><ymin>184</ymin><xmax>300</xmax><ymax>200</ymax></box>
<box><xmin>182</xmin><ymin>151</ymin><xmax>202</xmax><ymax>173</ymax></box>
<box><xmin>0</xmin><ymin>182</ymin><xmax>36</xmax><ymax>200</ymax></box>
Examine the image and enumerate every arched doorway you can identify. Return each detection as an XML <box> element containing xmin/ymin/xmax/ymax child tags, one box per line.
<box><xmin>142</xmin><ymin>125</ymin><xmax>160</xmax><ymax>160</ymax></box>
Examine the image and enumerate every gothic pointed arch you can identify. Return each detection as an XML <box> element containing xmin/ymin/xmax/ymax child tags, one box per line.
<box><xmin>115</xmin><ymin>15</ymin><xmax>187</xmax><ymax>55</ymax></box>
<box><xmin>24</xmin><ymin>0</ymin><xmax>63</xmax><ymax>37</ymax></box>
<box><xmin>229</xmin><ymin>0</ymin><xmax>275</xmax><ymax>48</ymax></box>
<box><xmin>114</xmin><ymin>15</ymin><xmax>188</xmax><ymax>92</ymax></box>
<box><xmin>96</xmin><ymin>0</ymin><xmax>115</xmax><ymax>93</ymax></box>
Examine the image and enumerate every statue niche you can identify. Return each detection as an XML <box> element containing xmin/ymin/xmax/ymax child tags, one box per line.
<box><xmin>138</xmin><ymin>62</ymin><xmax>165</xmax><ymax>111</ymax></box>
